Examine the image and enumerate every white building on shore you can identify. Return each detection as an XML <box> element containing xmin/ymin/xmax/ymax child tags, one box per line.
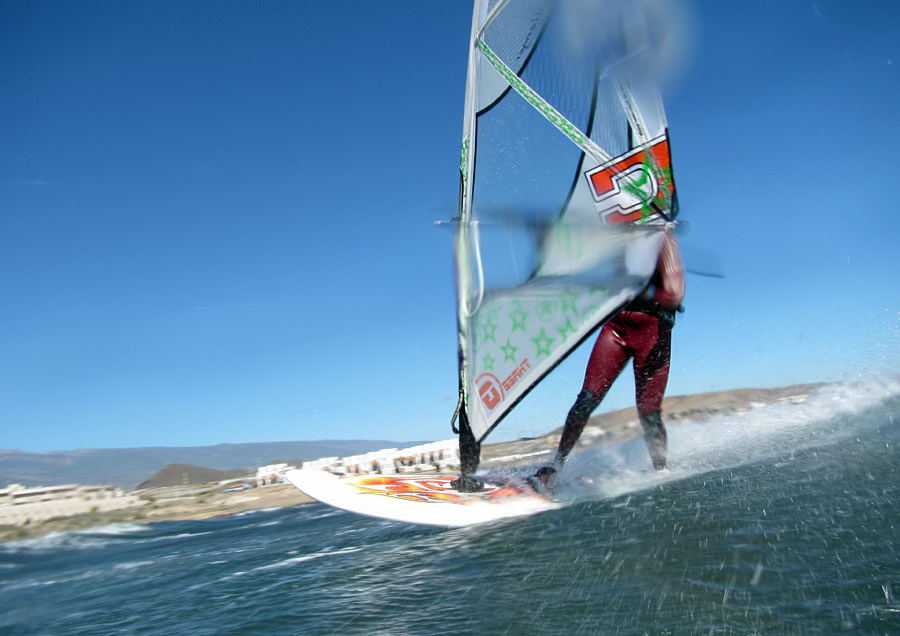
<box><xmin>255</xmin><ymin>463</ymin><xmax>299</xmax><ymax>486</ymax></box>
<box><xmin>0</xmin><ymin>483</ymin><xmax>145</xmax><ymax>527</ymax></box>
<box><xmin>297</xmin><ymin>439</ymin><xmax>459</xmax><ymax>476</ymax></box>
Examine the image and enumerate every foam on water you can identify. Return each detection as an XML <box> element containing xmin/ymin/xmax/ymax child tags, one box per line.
<box><xmin>1</xmin><ymin>565</ymin><xmax>117</xmax><ymax>592</ymax></box>
<box><xmin>556</xmin><ymin>376</ymin><xmax>900</xmax><ymax>503</ymax></box>
<box><xmin>83</xmin><ymin>522</ymin><xmax>152</xmax><ymax>536</ymax></box>
<box><xmin>248</xmin><ymin>545</ymin><xmax>365</xmax><ymax>573</ymax></box>
<box><xmin>234</xmin><ymin>506</ymin><xmax>286</xmax><ymax>517</ymax></box>
<box><xmin>1</xmin><ymin>523</ymin><xmax>154</xmax><ymax>554</ymax></box>
<box><xmin>111</xmin><ymin>560</ymin><xmax>155</xmax><ymax>571</ymax></box>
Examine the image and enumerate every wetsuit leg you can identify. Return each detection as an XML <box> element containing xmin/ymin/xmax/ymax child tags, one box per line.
<box><xmin>554</xmin><ymin>320</ymin><xmax>630</xmax><ymax>465</ymax></box>
<box><xmin>582</xmin><ymin>318</ymin><xmax>631</xmax><ymax>399</ymax></box>
<box><xmin>451</xmin><ymin>409</ymin><xmax>483</xmax><ymax>492</ymax></box>
<box><xmin>639</xmin><ymin>411</ymin><xmax>667</xmax><ymax>470</ymax></box>
<box><xmin>630</xmin><ymin>313</ymin><xmax>672</xmax><ymax>469</ymax></box>
<box><xmin>554</xmin><ymin>388</ymin><xmax>602</xmax><ymax>466</ymax></box>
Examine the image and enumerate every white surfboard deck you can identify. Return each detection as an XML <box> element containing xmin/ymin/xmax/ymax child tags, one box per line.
<box><xmin>285</xmin><ymin>469</ymin><xmax>559</xmax><ymax>528</ymax></box>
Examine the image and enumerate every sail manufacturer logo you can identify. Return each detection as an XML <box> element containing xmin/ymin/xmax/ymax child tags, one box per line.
<box><xmin>477</xmin><ymin>373</ymin><xmax>503</xmax><ymax>410</ymax></box>
<box><xmin>476</xmin><ymin>358</ymin><xmax>531</xmax><ymax>411</ymax></box>
<box><xmin>585</xmin><ymin>135</ymin><xmax>674</xmax><ymax>224</ymax></box>
<box><xmin>502</xmin><ymin>358</ymin><xmax>531</xmax><ymax>392</ymax></box>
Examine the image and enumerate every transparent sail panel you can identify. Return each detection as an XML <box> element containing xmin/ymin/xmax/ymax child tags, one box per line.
<box><xmin>457</xmin><ymin>0</ymin><xmax>678</xmax><ymax>441</ymax></box>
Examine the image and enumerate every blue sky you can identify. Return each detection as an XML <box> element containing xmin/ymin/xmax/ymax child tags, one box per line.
<box><xmin>2</xmin><ymin>1</ymin><xmax>898</xmax><ymax>452</ymax></box>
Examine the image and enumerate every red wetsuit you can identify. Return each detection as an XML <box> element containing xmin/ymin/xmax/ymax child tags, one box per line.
<box><xmin>555</xmin><ymin>231</ymin><xmax>685</xmax><ymax>470</ymax></box>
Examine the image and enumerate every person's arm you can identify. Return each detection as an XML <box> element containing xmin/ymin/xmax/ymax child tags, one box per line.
<box><xmin>650</xmin><ymin>231</ymin><xmax>685</xmax><ymax>310</ymax></box>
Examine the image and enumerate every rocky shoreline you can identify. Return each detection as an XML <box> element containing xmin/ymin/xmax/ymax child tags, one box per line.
<box><xmin>0</xmin><ymin>383</ymin><xmax>825</xmax><ymax>544</ymax></box>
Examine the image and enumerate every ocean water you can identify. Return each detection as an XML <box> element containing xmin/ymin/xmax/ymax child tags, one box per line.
<box><xmin>2</xmin><ymin>380</ymin><xmax>899</xmax><ymax>635</ymax></box>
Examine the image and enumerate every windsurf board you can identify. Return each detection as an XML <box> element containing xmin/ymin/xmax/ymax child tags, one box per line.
<box><xmin>285</xmin><ymin>469</ymin><xmax>558</xmax><ymax>528</ymax></box>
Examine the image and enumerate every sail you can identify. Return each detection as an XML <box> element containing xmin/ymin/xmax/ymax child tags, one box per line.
<box><xmin>455</xmin><ymin>0</ymin><xmax>679</xmax><ymax>442</ymax></box>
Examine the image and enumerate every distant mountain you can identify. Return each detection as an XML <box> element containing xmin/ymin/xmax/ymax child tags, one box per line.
<box><xmin>0</xmin><ymin>440</ymin><xmax>428</xmax><ymax>490</ymax></box>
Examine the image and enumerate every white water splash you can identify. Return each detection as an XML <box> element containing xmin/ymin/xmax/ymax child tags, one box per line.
<box><xmin>557</xmin><ymin>376</ymin><xmax>900</xmax><ymax>502</ymax></box>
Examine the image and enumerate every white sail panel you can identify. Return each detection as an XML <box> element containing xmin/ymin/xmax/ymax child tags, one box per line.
<box><xmin>456</xmin><ymin>0</ymin><xmax>678</xmax><ymax>442</ymax></box>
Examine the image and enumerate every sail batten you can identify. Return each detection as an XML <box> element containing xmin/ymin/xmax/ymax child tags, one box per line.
<box><xmin>455</xmin><ymin>0</ymin><xmax>678</xmax><ymax>443</ymax></box>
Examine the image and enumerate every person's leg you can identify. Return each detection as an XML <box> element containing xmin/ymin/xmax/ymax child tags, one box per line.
<box><xmin>451</xmin><ymin>409</ymin><xmax>483</xmax><ymax>492</ymax></box>
<box><xmin>638</xmin><ymin>411</ymin><xmax>667</xmax><ymax>470</ymax></box>
<box><xmin>554</xmin><ymin>320</ymin><xmax>630</xmax><ymax>466</ymax></box>
<box><xmin>631</xmin><ymin>314</ymin><xmax>672</xmax><ymax>469</ymax></box>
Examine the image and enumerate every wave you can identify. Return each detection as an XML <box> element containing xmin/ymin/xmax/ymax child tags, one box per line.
<box><xmin>555</xmin><ymin>376</ymin><xmax>900</xmax><ymax>503</ymax></box>
<box><xmin>110</xmin><ymin>560</ymin><xmax>157</xmax><ymax>573</ymax></box>
<box><xmin>298</xmin><ymin>506</ymin><xmax>346</xmax><ymax>521</ymax></box>
<box><xmin>187</xmin><ymin>545</ymin><xmax>368</xmax><ymax>592</ymax></box>
<box><xmin>0</xmin><ymin>522</ymin><xmax>225</xmax><ymax>555</ymax></box>
<box><xmin>0</xmin><ymin>565</ymin><xmax>117</xmax><ymax>592</ymax></box>
<box><xmin>248</xmin><ymin>545</ymin><xmax>365</xmax><ymax>573</ymax></box>
<box><xmin>1</xmin><ymin>523</ymin><xmax>154</xmax><ymax>554</ymax></box>
<box><xmin>82</xmin><ymin>522</ymin><xmax>152</xmax><ymax>536</ymax></box>
<box><xmin>233</xmin><ymin>506</ymin><xmax>286</xmax><ymax>518</ymax></box>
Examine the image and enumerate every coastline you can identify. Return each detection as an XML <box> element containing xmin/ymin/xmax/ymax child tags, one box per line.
<box><xmin>0</xmin><ymin>383</ymin><xmax>828</xmax><ymax>544</ymax></box>
<box><xmin>0</xmin><ymin>483</ymin><xmax>314</xmax><ymax>544</ymax></box>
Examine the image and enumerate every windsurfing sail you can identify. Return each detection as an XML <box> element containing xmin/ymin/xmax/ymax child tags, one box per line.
<box><xmin>453</xmin><ymin>0</ymin><xmax>679</xmax><ymax>446</ymax></box>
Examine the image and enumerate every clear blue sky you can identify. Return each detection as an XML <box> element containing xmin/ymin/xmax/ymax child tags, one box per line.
<box><xmin>2</xmin><ymin>1</ymin><xmax>898</xmax><ymax>452</ymax></box>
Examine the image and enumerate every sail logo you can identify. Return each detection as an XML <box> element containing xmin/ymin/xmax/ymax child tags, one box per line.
<box><xmin>476</xmin><ymin>358</ymin><xmax>531</xmax><ymax>411</ymax></box>
<box><xmin>501</xmin><ymin>358</ymin><xmax>531</xmax><ymax>392</ymax></box>
<box><xmin>585</xmin><ymin>135</ymin><xmax>674</xmax><ymax>224</ymax></box>
<box><xmin>477</xmin><ymin>373</ymin><xmax>503</xmax><ymax>410</ymax></box>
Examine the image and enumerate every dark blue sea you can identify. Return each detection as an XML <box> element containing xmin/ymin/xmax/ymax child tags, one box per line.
<box><xmin>2</xmin><ymin>380</ymin><xmax>899</xmax><ymax>635</ymax></box>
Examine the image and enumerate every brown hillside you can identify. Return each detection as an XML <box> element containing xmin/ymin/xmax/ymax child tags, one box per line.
<box><xmin>138</xmin><ymin>463</ymin><xmax>250</xmax><ymax>489</ymax></box>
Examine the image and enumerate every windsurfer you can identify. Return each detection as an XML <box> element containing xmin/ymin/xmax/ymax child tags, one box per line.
<box><xmin>535</xmin><ymin>229</ymin><xmax>685</xmax><ymax>484</ymax></box>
